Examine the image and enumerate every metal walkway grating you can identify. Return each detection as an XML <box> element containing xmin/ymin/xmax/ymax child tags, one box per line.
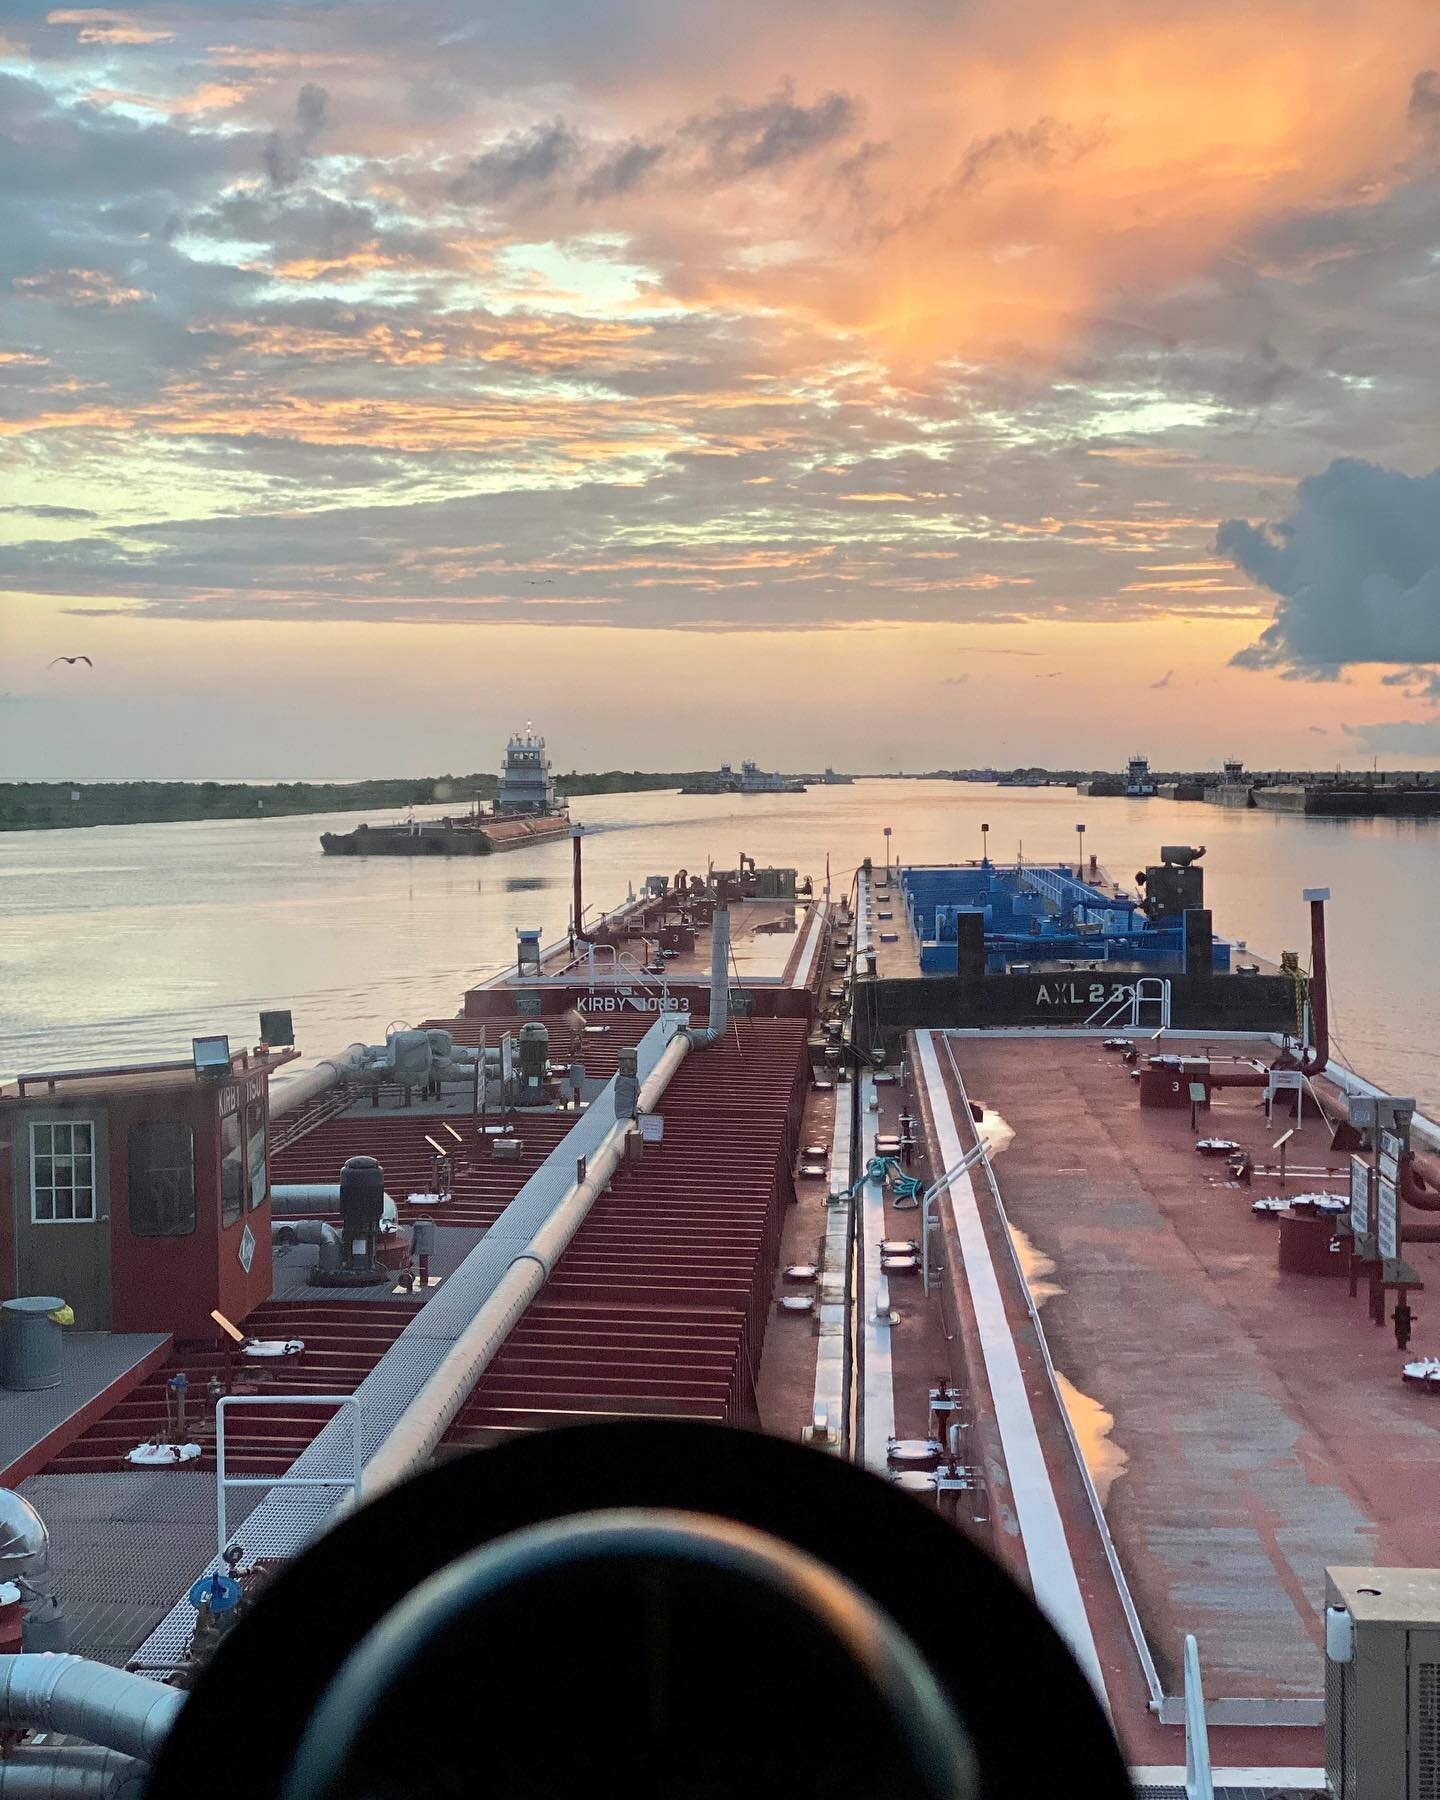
<box><xmin>18</xmin><ymin>1471</ymin><xmax>264</xmax><ymax>1667</ymax></box>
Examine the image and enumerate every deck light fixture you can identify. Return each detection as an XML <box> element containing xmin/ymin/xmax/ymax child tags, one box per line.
<box><xmin>259</xmin><ymin>1009</ymin><xmax>294</xmax><ymax>1047</ymax></box>
<box><xmin>192</xmin><ymin>1035</ymin><xmax>232</xmax><ymax>1080</ymax></box>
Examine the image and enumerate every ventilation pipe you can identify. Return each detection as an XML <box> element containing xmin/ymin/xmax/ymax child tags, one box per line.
<box><xmin>270</xmin><ymin>1031</ymin><xmax>480</xmax><ymax>1122</ymax></box>
<box><xmin>684</xmin><ymin>902</ymin><xmax>731</xmax><ymax>1050</ymax></box>
<box><xmin>0</xmin><ymin>1657</ymin><xmax>186</xmax><ymax>1762</ymax></box>
<box><xmin>1275</xmin><ymin>889</ymin><xmax>1330</xmax><ymax>1076</ymax></box>
<box><xmin>270</xmin><ymin>1218</ymin><xmax>342</xmax><ymax>1273</ymax></box>
<box><xmin>0</xmin><ymin>1744</ymin><xmax>148</xmax><ymax>1798</ymax></box>
<box><xmin>627</xmin><ymin>902</ymin><xmax>732</xmax><ymax>1111</ymax></box>
<box><xmin>270</xmin><ymin>1188</ymin><xmax>398</xmax><ymax>1228</ymax></box>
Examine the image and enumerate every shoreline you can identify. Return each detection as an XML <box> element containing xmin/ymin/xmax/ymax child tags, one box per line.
<box><xmin>0</xmin><ymin>771</ymin><xmax>703</xmax><ymax>833</ymax></box>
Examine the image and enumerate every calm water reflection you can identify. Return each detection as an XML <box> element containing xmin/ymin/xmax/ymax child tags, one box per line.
<box><xmin>3</xmin><ymin>781</ymin><xmax>1437</xmax><ymax>1114</ymax></box>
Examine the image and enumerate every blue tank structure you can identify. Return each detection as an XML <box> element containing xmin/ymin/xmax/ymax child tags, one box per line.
<box><xmin>897</xmin><ymin>860</ymin><xmax>1231</xmax><ymax>975</ymax></box>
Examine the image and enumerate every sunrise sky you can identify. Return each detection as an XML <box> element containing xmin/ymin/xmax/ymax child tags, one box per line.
<box><xmin>3</xmin><ymin>0</ymin><xmax>1440</xmax><ymax>776</ymax></box>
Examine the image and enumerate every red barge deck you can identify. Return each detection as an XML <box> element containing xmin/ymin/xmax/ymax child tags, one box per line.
<box><xmin>7</xmin><ymin>844</ymin><xmax>1434</xmax><ymax>1795</ymax></box>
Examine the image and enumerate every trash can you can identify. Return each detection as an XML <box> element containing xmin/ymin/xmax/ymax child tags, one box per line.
<box><xmin>0</xmin><ymin>1297</ymin><xmax>69</xmax><ymax>1391</ymax></box>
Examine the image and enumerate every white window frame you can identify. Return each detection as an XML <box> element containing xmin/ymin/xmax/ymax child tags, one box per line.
<box><xmin>30</xmin><ymin>1119</ymin><xmax>98</xmax><ymax>1224</ymax></box>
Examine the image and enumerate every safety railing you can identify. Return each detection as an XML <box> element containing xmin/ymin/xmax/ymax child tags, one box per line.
<box><xmin>1082</xmin><ymin>976</ymin><xmax>1171</xmax><ymax>1031</ymax></box>
<box><xmin>215</xmin><ymin>1393</ymin><xmax>363</xmax><ymax>1558</ymax></box>
<box><xmin>1135</xmin><ymin>976</ymin><xmax>1172</xmax><ymax>1029</ymax></box>
<box><xmin>1184</xmin><ymin>1634</ymin><xmax>1214</xmax><ymax>1799</ymax></box>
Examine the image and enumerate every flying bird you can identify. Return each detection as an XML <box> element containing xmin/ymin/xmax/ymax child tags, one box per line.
<box><xmin>49</xmin><ymin>655</ymin><xmax>93</xmax><ymax>667</ymax></box>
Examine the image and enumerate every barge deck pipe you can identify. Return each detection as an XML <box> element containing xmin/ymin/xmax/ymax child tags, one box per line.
<box><xmin>0</xmin><ymin>1657</ymin><xmax>185</xmax><ymax>1763</ymax></box>
<box><xmin>361</xmin><ymin>904</ymin><xmax>732</xmax><ymax>1498</ymax></box>
<box><xmin>0</xmin><ymin>1745</ymin><xmax>148</xmax><ymax>1798</ymax></box>
<box><xmin>1401</xmin><ymin>1150</ymin><xmax>1440</xmax><ymax>1214</ymax></box>
<box><xmin>270</xmin><ymin>1218</ymin><xmax>342</xmax><ymax>1272</ymax></box>
<box><xmin>618</xmin><ymin>900</ymin><xmax>733</xmax><ymax>1110</ymax></box>
<box><xmin>268</xmin><ymin>1047</ymin><xmax>366</xmax><ymax>1121</ymax></box>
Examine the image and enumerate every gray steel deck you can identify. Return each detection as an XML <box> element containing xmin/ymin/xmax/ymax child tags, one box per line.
<box><xmin>18</xmin><ymin>1472</ymin><xmax>262</xmax><ymax>1666</ymax></box>
<box><xmin>0</xmin><ymin>1331</ymin><xmax>169</xmax><ymax>1484</ymax></box>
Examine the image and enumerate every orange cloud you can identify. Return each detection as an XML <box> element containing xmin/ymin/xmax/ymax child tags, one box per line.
<box><xmin>85</xmin><ymin>81</ymin><xmax>251</xmax><ymax>116</ymax></box>
<box><xmin>568</xmin><ymin>0</ymin><xmax>1439</xmax><ymax>364</ymax></box>
<box><xmin>47</xmin><ymin>8</ymin><xmax>172</xmax><ymax>45</ymax></box>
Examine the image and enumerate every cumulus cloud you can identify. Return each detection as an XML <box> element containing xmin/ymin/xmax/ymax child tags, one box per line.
<box><xmin>452</xmin><ymin>122</ymin><xmax>581</xmax><ymax>203</ymax></box>
<box><xmin>1410</xmin><ymin>69</ymin><xmax>1440</xmax><ymax>135</ymax></box>
<box><xmin>952</xmin><ymin>116</ymin><xmax>1104</xmax><ymax>193</ymax></box>
<box><xmin>263</xmin><ymin>82</ymin><xmax>332</xmax><ymax>189</ymax></box>
<box><xmin>452</xmin><ymin>86</ymin><xmax>859</xmax><ymax>209</ymax></box>
<box><xmin>1343</xmin><ymin>718</ymin><xmax>1440</xmax><ymax>754</ymax></box>
<box><xmin>681</xmin><ymin>84</ymin><xmax>859</xmax><ymax>177</ymax></box>
<box><xmin>47</xmin><ymin>9</ymin><xmax>172</xmax><ymax>48</ymax></box>
<box><xmin>1379</xmin><ymin>664</ymin><xmax>1440</xmax><ymax>703</ymax></box>
<box><xmin>1221</xmin><ymin>459</ymin><xmax>1440</xmax><ymax>672</ymax></box>
<box><xmin>579</xmin><ymin>138</ymin><xmax>667</xmax><ymax>200</ymax></box>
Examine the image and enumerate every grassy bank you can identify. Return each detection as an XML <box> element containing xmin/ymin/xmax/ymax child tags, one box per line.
<box><xmin>0</xmin><ymin>770</ymin><xmax>705</xmax><ymax>831</ymax></box>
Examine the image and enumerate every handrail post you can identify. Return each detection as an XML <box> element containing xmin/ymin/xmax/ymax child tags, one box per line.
<box><xmin>1183</xmin><ymin>1633</ymin><xmax>1213</xmax><ymax>1800</ymax></box>
<box><xmin>215</xmin><ymin>1393</ymin><xmax>364</xmax><ymax>1559</ymax></box>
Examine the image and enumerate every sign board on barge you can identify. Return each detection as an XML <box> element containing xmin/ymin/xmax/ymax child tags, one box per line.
<box><xmin>1350</xmin><ymin>1155</ymin><xmax>1371</xmax><ymax>1240</ymax></box>
<box><xmin>1378</xmin><ymin>1175</ymin><xmax>1399</xmax><ymax>1261</ymax></box>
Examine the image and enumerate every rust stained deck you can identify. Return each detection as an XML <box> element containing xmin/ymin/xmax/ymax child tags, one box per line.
<box><xmin>946</xmin><ymin>1033</ymin><xmax>1440</xmax><ymax>1703</ymax></box>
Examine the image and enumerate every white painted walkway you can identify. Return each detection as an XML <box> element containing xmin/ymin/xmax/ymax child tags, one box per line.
<box><xmin>915</xmin><ymin>1029</ymin><xmax>1107</xmax><ymax>1702</ymax></box>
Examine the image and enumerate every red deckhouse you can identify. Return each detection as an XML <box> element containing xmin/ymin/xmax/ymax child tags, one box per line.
<box><xmin>0</xmin><ymin>1045</ymin><xmax>296</xmax><ymax>1339</ymax></box>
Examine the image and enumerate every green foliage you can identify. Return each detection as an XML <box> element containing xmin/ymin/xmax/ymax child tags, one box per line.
<box><xmin>0</xmin><ymin>771</ymin><xmax>710</xmax><ymax>831</ymax></box>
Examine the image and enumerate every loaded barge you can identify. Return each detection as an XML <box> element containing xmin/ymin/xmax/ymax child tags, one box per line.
<box><xmin>1</xmin><ymin>832</ymin><xmax>1438</xmax><ymax>1795</ymax></box>
<box><xmin>320</xmin><ymin>728</ymin><xmax>573</xmax><ymax>855</ymax></box>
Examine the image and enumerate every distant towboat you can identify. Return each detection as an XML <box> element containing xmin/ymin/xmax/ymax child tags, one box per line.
<box><xmin>680</xmin><ymin>759</ymin><xmax>807</xmax><ymax>795</ymax></box>
<box><xmin>320</xmin><ymin>728</ymin><xmax>574</xmax><ymax>856</ymax></box>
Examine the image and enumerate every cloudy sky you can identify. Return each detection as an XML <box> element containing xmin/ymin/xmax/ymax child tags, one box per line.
<box><xmin>2</xmin><ymin>0</ymin><xmax>1440</xmax><ymax>776</ymax></box>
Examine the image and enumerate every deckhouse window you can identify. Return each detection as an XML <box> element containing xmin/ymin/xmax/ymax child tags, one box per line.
<box><xmin>128</xmin><ymin>1119</ymin><xmax>196</xmax><ymax>1237</ymax></box>
<box><xmin>245</xmin><ymin>1101</ymin><xmax>267</xmax><ymax>1211</ymax></box>
<box><xmin>30</xmin><ymin>1120</ymin><xmax>96</xmax><ymax>1223</ymax></box>
<box><xmin>221</xmin><ymin>1112</ymin><xmax>244</xmax><ymax>1227</ymax></box>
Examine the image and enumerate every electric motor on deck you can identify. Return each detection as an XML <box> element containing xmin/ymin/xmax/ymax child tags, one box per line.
<box><xmin>319</xmin><ymin>1155</ymin><xmax>391</xmax><ymax>1287</ymax></box>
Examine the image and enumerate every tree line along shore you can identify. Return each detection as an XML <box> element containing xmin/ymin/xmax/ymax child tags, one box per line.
<box><xmin>0</xmin><ymin>771</ymin><xmax>709</xmax><ymax>832</ymax></box>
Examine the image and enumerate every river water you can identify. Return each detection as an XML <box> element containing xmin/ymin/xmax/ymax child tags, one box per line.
<box><xmin>3</xmin><ymin>781</ymin><xmax>1436</xmax><ymax>1115</ymax></box>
